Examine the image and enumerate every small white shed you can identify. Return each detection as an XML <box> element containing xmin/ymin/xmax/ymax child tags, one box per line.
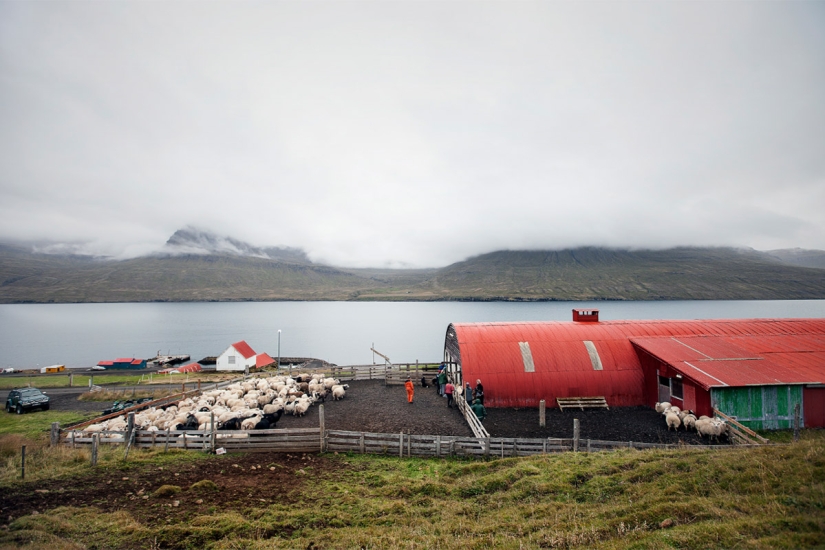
<box><xmin>216</xmin><ymin>340</ymin><xmax>259</xmax><ymax>372</ymax></box>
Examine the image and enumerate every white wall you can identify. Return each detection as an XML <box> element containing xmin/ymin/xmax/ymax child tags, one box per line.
<box><xmin>216</xmin><ymin>345</ymin><xmax>256</xmax><ymax>372</ymax></box>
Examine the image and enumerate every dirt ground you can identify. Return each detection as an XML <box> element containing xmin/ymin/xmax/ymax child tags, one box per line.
<box><xmin>0</xmin><ymin>452</ymin><xmax>344</xmax><ymax>529</ymax></box>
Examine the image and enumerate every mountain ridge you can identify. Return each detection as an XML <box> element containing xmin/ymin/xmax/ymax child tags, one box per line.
<box><xmin>1</xmin><ymin>233</ymin><xmax>824</xmax><ymax>303</ymax></box>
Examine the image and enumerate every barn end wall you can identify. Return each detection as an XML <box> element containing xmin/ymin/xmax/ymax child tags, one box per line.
<box><xmin>803</xmin><ymin>387</ymin><xmax>825</xmax><ymax>428</ymax></box>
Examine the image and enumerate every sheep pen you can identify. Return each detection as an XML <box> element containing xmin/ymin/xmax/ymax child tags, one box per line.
<box><xmin>67</xmin><ymin>378</ymin><xmax>730</xmax><ymax>446</ymax></box>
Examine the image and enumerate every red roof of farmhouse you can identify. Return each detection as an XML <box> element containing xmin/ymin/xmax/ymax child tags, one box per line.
<box><xmin>232</xmin><ymin>340</ymin><xmax>257</xmax><ymax>359</ymax></box>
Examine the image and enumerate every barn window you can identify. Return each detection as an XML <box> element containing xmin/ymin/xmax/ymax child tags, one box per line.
<box><xmin>519</xmin><ymin>342</ymin><xmax>535</xmax><ymax>372</ymax></box>
<box><xmin>583</xmin><ymin>341</ymin><xmax>603</xmax><ymax>371</ymax></box>
<box><xmin>671</xmin><ymin>378</ymin><xmax>683</xmax><ymax>400</ymax></box>
<box><xmin>228</xmin><ymin>356</ymin><xmax>236</xmax><ymax>364</ymax></box>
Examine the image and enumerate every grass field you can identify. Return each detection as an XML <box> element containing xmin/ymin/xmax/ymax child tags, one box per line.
<box><xmin>0</xmin><ymin>426</ymin><xmax>822</xmax><ymax>549</ymax></box>
<box><xmin>0</xmin><ymin>371</ymin><xmax>237</xmax><ymax>390</ymax></box>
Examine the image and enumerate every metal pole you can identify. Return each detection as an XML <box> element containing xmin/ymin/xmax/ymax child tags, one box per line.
<box><xmin>278</xmin><ymin>330</ymin><xmax>281</xmax><ymax>370</ymax></box>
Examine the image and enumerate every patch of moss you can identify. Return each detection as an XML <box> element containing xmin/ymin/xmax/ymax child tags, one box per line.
<box><xmin>153</xmin><ymin>484</ymin><xmax>182</xmax><ymax>498</ymax></box>
<box><xmin>190</xmin><ymin>479</ymin><xmax>219</xmax><ymax>492</ymax></box>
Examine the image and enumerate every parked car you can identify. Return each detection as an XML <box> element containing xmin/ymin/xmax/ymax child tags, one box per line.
<box><xmin>5</xmin><ymin>387</ymin><xmax>50</xmax><ymax>414</ymax></box>
<box><xmin>2</xmin><ymin>368</ymin><xmax>17</xmax><ymax>374</ymax></box>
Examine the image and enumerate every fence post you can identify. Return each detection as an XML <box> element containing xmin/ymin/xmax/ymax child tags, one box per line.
<box><xmin>89</xmin><ymin>375</ymin><xmax>93</xmax><ymax>389</ymax></box>
<box><xmin>399</xmin><ymin>432</ymin><xmax>403</xmax><ymax>458</ymax></box>
<box><xmin>587</xmin><ymin>439</ymin><xmax>591</xmax><ymax>453</ymax></box>
<box><xmin>164</xmin><ymin>428</ymin><xmax>170</xmax><ymax>453</ymax></box>
<box><xmin>539</xmin><ymin>400</ymin><xmax>546</xmax><ymax>428</ymax></box>
<box><xmin>21</xmin><ymin>446</ymin><xmax>26</xmax><ymax>479</ymax></box>
<box><xmin>211</xmin><ymin>412</ymin><xmax>216</xmax><ymax>453</ymax></box>
<box><xmin>573</xmin><ymin>419</ymin><xmax>580</xmax><ymax>452</ymax></box>
<box><xmin>126</xmin><ymin>412</ymin><xmax>135</xmax><ymax>443</ymax></box>
<box><xmin>485</xmin><ymin>437</ymin><xmax>491</xmax><ymax>458</ymax></box>
<box><xmin>69</xmin><ymin>373</ymin><xmax>73</xmax><ymax>387</ymax></box>
<box><xmin>436</xmin><ymin>435</ymin><xmax>441</xmax><ymax>457</ymax></box>
<box><xmin>407</xmin><ymin>432</ymin><xmax>411</xmax><ymax>457</ymax></box>
<box><xmin>91</xmin><ymin>434</ymin><xmax>99</xmax><ymax>466</ymax></box>
<box><xmin>50</xmin><ymin>422</ymin><xmax>60</xmax><ymax>446</ymax></box>
<box><xmin>360</xmin><ymin>433</ymin><xmax>365</xmax><ymax>454</ymax></box>
<box><xmin>794</xmin><ymin>403</ymin><xmax>801</xmax><ymax>442</ymax></box>
<box><xmin>319</xmin><ymin>405</ymin><xmax>325</xmax><ymax>452</ymax></box>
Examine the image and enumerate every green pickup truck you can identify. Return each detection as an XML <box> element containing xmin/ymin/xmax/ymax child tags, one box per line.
<box><xmin>5</xmin><ymin>387</ymin><xmax>50</xmax><ymax>414</ymax></box>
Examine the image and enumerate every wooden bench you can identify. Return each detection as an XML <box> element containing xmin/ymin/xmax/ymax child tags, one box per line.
<box><xmin>556</xmin><ymin>397</ymin><xmax>609</xmax><ymax>411</ymax></box>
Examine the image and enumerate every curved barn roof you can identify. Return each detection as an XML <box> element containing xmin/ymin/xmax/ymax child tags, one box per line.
<box><xmin>446</xmin><ymin>318</ymin><xmax>825</xmax><ymax>408</ymax></box>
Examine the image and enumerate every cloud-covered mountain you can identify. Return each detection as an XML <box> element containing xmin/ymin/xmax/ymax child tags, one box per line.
<box><xmin>161</xmin><ymin>227</ymin><xmax>311</xmax><ymax>264</ymax></box>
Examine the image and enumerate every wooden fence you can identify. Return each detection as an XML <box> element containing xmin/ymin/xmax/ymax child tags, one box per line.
<box><xmin>59</xmin><ymin>367</ymin><xmax>762</xmax><ymax>461</ymax></box>
<box><xmin>63</xmin><ymin>425</ymin><xmax>744</xmax><ymax>457</ymax></box>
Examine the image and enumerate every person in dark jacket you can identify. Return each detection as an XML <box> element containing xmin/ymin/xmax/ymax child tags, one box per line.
<box><xmin>471</xmin><ymin>399</ymin><xmax>487</xmax><ymax>421</ymax></box>
<box><xmin>474</xmin><ymin>379</ymin><xmax>484</xmax><ymax>405</ymax></box>
<box><xmin>465</xmin><ymin>382</ymin><xmax>473</xmax><ymax>405</ymax></box>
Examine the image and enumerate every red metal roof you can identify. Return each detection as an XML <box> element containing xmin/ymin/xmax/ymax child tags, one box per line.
<box><xmin>97</xmin><ymin>360</ymin><xmax>114</xmax><ymax>366</ymax></box>
<box><xmin>255</xmin><ymin>353</ymin><xmax>275</xmax><ymax>368</ymax></box>
<box><xmin>115</xmin><ymin>358</ymin><xmax>134</xmax><ymax>363</ymax></box>
<box><xmin>449</xmin><ymin>318</ymin><xmax>825</xmax><ymax>408</ymax></box>
<box><xmin>631</xmin><ymin>334</ymin><xmax>825</xmax><ymax>389</ymax></box>
<box><xmin>232</xmin><ymin>340</ymin><xmax>257</xmax><ymax>359</ymax></box>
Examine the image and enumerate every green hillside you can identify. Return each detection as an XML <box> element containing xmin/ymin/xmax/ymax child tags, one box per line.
<box><xmin>380</xmin><ymin>247</ymin><xmax>825</xmax><ymax>301</ymax></box>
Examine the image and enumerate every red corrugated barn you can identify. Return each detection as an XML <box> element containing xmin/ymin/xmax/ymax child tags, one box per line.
<box><xmin>444</xmin><ymin>311</ymin><xmax>825</xmax><ymax>429</ymax></box>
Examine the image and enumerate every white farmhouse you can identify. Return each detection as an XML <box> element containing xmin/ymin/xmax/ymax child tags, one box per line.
<box><xmin>216</xmin><ymin>340</ymin><xmax>276</xmax><ymax>372</ymax></box>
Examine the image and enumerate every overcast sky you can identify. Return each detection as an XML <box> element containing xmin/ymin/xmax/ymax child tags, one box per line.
<box><xmin>1</xmin><ymin>1</ymin><xmax>824</xmax><ymax>267</ymax></box>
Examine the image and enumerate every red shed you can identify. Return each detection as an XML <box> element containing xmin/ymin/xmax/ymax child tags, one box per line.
<box><xmin>444</xmin><ymin>312</ymin><xmax>825</xmax><ymax>417</ymax></box>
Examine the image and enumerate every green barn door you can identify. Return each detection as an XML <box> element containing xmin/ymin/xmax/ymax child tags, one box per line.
<box><xmin>763</xmin><ymin>387</ymin><xmax>779</xmax><ymax>430</ymax></box>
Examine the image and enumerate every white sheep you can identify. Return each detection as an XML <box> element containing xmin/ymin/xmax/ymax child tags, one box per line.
<box><xmin>331</xmin><ymin>384</ymin><xmax>349</xmax><ymax>401</ymax></box>
<box><xmin>655</xmin><ymin>402</ymin><xmax>671</xmax><ymax>414</ymax></box>
<box><xmin>665</xmin><ymin>411</ymin><xmax>681</xmax><ymax>431</ymax></box>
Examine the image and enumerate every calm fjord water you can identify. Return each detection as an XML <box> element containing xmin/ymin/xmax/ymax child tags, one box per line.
<box><xmin>1</xmin><ymin>300</ymin><xmax>825</xmax><ymax>369</ymax></box>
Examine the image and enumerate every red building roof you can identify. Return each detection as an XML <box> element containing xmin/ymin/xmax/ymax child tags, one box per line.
<box><xmin>447</xmin><ymin>318</ymin><xmax>825</xmax><ymax>408</ymax></box>
<box><xmin>97</xmin><ymin>360</ymin><xmax>114</xmax><ymax>366</ymax></box>
<box><xmin>231</xmin><ymin>340</ymin><xmax>257</xmax><ymax>359</ymax></box>
<box><xmin>631</xmin><ymin>334</ymin><xmax>825</xmax><ymax>390</ymax></box>
<box><xmin>255</xmin><ymin>353</ymin><xmax>275</xmax><ymax>368</ymax></box>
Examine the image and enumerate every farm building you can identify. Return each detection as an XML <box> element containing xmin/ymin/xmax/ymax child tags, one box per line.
<box><xmin>216</xmin><ymin>340</ymin><xmax>275</xmax><ymax>372</ymax></box>
<box><xmin>40</xmin><ymin>364</ymin><xmax>65</xmax><ymax>373</ymax></box>
<box><xmin>96</xmin><ymin>358</ymin><xmax>147</xmax><ymax>370</ymax></box>
<box><xmin>444</xmin><ymin>310</ymin><xmax>825</xmax><ymax>430</ymax></box>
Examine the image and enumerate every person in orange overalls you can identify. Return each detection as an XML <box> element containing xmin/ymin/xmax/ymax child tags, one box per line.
<box><xmin>405</xmin><ymin>377</ymin><xmax>414</xmax><ymax>403</ymax></box>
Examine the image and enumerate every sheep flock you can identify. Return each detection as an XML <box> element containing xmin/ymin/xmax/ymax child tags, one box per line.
<box><xmin>655</xmin><ymin>401</ymin><xmax>730</xmax><ymax>442</ymax></box>
<box><xmin>75</xmin><ymin>373</ymin><xmax>349</xmax><ymax>435</ymax></box>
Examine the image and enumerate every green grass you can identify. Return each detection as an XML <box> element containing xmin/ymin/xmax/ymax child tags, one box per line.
<box><xmin>0</xmin><ymin>432</ymin><xmax>823</xmax><ymax>549</ymax></box>
<box><xmin>0</xmin><ymin>371</ymin><xmax>234</xmax><ymax>390</ymax></box>
<box><xmin>0</xmin><ymin>410</ymin><xmax>98</xmax><ymax>439</ymax></box>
